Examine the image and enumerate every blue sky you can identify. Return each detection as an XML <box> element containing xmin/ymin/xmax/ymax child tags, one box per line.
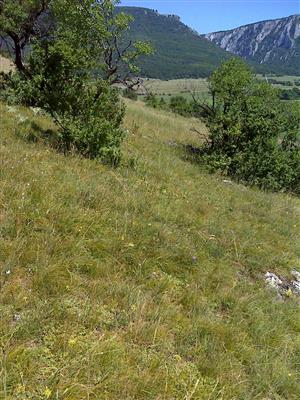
<box><xmin>119</xmin><ymin>0</ymin><xmax>300</xmax><ymax>33</ymax></box>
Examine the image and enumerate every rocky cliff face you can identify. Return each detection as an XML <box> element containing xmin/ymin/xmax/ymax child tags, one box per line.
<box><xmin>205</xmin><ymin>15</ymin><xmax>300</xmax><ymax>74</ymax></box>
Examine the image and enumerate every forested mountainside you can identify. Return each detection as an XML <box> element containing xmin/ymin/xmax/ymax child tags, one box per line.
<box><xmin>117</xmin><ymin>6</ymin><xmax>231</xmax><ymax>79</ymax></box>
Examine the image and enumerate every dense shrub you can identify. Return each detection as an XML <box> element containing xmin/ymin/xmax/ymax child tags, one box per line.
<box><xmin>123</xmin><ymin>88</ymin><xmax>138</xmax><ymax>100</ymax></box>
<box><xmin>0</xmin><ymin>0</ymin><xmax>152</xmax><ymax>166</ymax></box>
<box><xmin>198</xmin><ymin>59</ymin><xmax>300</xmax><ymax>194</ymax></box>
<box><xmin>0</xmin><ymin>39</ymin><xmax>126</xmax><ymax>165</ymax></box>
<box><xmin>169</xmin><ymin>96</ymin><xmax>193</xmax><ymax>116</ymax></box>
<box><xmin>145</xmin><ymin>93</ymin><xmax>199</xmax><ymax>117</ymax></box>
<box><xmin>0</xmin><ymin>71</ymin><xmax>40</xmax><ymax>106</ymax></box>
<box><xmin>279</xmin><ymin>87</ymin><xmax>300</xmax><ymax>100</ymax></box>
<box><xmin>54</xmin><ymin>82</ymin><xmax>126</xmax><ymax>165</ymax></box>
<box><xmin>145</xmin><ymin>92</ymin><xmax>159</xmax><ymax>108</ymax></box>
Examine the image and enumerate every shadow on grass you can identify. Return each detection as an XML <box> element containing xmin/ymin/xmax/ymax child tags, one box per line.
<box><xmin>169</xmin><ymin>140</ymin><xmax>205</xmax><ymax>166</ymax></box>
<box><xmin>16</xmin><ymin>120</ymin><xmax>62</xmax><ymax>150</ymax></box>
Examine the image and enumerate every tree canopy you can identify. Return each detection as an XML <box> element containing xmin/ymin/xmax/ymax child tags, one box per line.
<box><xmin>0</xmin><ymin>0</ymin><xmax>153</xmax><ymax>83</ymax></box>
<box><xmin>196</xmin><ymin>58</ymin><xmax>300</xmax><ymax>193</ymax></box>
<box><xmin>0</xmin><ymin>0</ymin><xmax>153</xmax><ymax>164</ymax></box>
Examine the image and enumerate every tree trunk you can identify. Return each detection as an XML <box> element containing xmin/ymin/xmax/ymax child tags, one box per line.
<box><xmin>14</xmin><ymin>40</ymin><xmax>26</xmax><ymax>73</ymax></box>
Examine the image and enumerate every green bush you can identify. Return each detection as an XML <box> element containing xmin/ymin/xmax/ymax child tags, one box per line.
<box><xmin>0</xmin><ymin>71</ymin><xmax>41</xmax><ymax>106</ymax></box>
<box><xmin>56</xmin><ymin>82</ymin><xmax>126</xmax><ymax>165</ymax></box>
<box><xmin>159</xmin><ymin>97</ymin><xmax>167</xmax><ymax>109</ymax></box>
<box><xmin>123</xmin><ymin>88</ymin><xmax>138</xmax><ymax>100</ymax></box>
<box><xmin>145</xmin><ymin>92</ymin><xmax>159</xmax><ymax>108</ymax></box>
<box><xmin>198</xmin><ymin>59</ymin><xmax>300</xmax><ymax>194</ymax></box>
<box><xmin>170</xmin><ymin>96</ymin><xmax>190</xmax><ymax>116</ymax></box>
<box><xmin>0</xmin><ymin>0</ymin><xmax>153</xmax><ymax>166</ymax></box>
<box><xmin>144</xmin><ymin>93</ymin><xmax>197</xmax><ymax>117</ymax></box>
<box><xmin>279</xmin><ymin>87</ymin><xmax>300</xmax><ymax>100</ymax></box>
<box><xmin>1</xmin><ymin>40</ymin><xmax>126</xmax><ymax>165</ymax></box>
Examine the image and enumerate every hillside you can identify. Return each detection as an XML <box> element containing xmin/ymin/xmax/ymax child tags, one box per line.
<box><xmin>206</xmin><ymin>15</ymin><xmax>300</xmax><ymax>75</ymax></box>
<box><xmin>1</xmin><ymin>100</ymin><xmax>300</xmax><ymax>399</ymax></box>
<box><xmin>117</xmin><ymin>7</ymin><xmax>231</xmax><ymax>79</ymax></box>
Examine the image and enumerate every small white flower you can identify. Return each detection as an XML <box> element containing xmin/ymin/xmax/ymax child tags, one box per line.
<box><xmin>18</xmin><ymin>115</ymin><xmax>28</xmax><ymax>123</ymax></box>
<box><xmin>30</xmin><ymin>107</ymin><xmax>43</xmax><ymax>115</ymax></box>
<box><xmin>6</xmin><ymin>106</ymin><xmax>17</xmax><ymax>113</ymax></box>
<box><xmin>13</xmin><ymin>314</ymin><xmax>21</xmax><ymax>322</ymax></box>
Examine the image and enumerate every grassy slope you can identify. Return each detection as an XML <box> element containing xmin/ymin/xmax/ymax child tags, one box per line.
<box><xmin>1</xmin><ymin>100</ymin><xmax>300</xmax><ymax>399</ymax></box>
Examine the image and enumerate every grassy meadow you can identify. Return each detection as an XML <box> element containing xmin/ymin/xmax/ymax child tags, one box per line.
<box><xmin>1</xmin><ymin>99</ymin><xmax>300</xmax><ymax>399</ymax></box>
<box><xmin>139</xmin><ymin>75</ymin><xmax>300</xmax><ymax>103</ymax></box>
<box><xmin>140</xmin><ymin>78</ymin><xmax>210</xmax><ymax>101</ymax></box>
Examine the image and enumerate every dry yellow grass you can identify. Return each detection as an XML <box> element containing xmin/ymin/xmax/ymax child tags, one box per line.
<box><xmin>0</xmin><ymin>55</ymin><xmax>14</xmax><ymax>73</ymax></box>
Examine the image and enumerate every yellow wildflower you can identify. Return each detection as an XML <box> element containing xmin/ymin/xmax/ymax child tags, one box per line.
<box><xmin>44</xmin><ymin>387</ymin><xmax>52</xmax><ymax>398</ymax></box>
<box><xmin>68</xmin><ymin>337</ymin><xmax>77</xmax><ymax>346</ymax></box>
<box><xmin>16</xmin><ymin>384</ymin><xmax>26</xmax><ymax>394</ymax></box>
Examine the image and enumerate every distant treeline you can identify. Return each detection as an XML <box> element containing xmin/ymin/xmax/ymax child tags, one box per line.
<box><xmin>266</xmin><ymin>78</ymin><xmax>300</xmax><ymax>87</ymax></box>
<box><xmin>123</xmin><ymin>87</ymin><xmax>300</xmax><ymax>119</ymax></box>
<box><xmin>278</xmin><ymin>87</ymin><xmax>300</xmax><ymax>100</ymax></box>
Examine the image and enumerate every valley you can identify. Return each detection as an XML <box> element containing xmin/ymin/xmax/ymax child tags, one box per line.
<box><xmin>138</xmin><ymin>75</ymin><xmax>300</xmax><ymax>102</ymax></box>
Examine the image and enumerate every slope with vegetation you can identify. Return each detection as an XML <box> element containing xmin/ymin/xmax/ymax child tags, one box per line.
<box><xmin>1</xmin><ymin>1</ymin><xmax>300</xmax><ymax>399</ymax></box>
<box><xmin>1</xmin><ymin>99</ymin><xmax>300</xmax><ymax>399</ymax></box>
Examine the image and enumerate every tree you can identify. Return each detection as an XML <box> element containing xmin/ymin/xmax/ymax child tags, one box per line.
<box><xmin>50</xmin><ymin>0</ymin><xmax>153</xmax><ymax>87</ymax></box>
<box><xmin>1</xmin><ymin>0</ymin><xmax>152</xmax><ymax>164</ymax></box>
<box><xmin>0</xmin><ymin>0</ymin><xmax>52</xmax><ymax>73</ymax></box>
<box><xmin>0</xmin><ymin>0</ymin><xmax>152</xmax><ymax>85</ymax></box>
<box><xmin>196</xmin><ymin>58</ymin><xmax>300</xmax><ymax>193</ymax></box>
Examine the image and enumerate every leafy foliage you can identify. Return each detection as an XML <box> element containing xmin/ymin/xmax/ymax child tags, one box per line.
<box><xmin>197</xmin><ymin>58</ymin><xmax>300</xmax><ymax>193</ymax></box>
<box><xmin>0</xmin><ymin>1</ymin><xmax>152</xmax><ymax>165</ymax></box>
<box><xmin>123</xmin><ymin>87</ymin><xmax>138</xmax><ymax>100</ymax></box>
<box><xmin>0</xmin><ymin>0</ymin><xmax>53</xmax><ymax>72</ymax></box>
<box><xmin>279</xmin><ymin>87</ymin><xmax>300</xmax><ymax>100</ymax></box>
<box><xmin>145</xmin><ymin>92</ymin><xmax>159</xmax><ymax>108</ymax></box>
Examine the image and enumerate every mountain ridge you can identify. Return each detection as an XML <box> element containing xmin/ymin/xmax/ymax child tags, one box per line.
<box><xmin>205</xmin><ymin>14</ymin><xmax>300</xmax><ymax>75</ymax></box>
<box><xmin>117</xmin><ymin>6</ymin><xmax>232</xmax><ymax>79</ymax></box>
<box><xmin>207</xmin><ymin>14</ymin><xmax>299</xmax><ymax>34</ymax></box>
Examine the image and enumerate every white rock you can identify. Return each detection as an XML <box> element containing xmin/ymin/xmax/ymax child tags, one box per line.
<box><xmin>291</xmin><ymin>269</ymin><xmax>300</xmax><ymax>282</ymax></box>
<box><xmin>265</xmin><ymin>272</ymin><xmax>282</xmax><ymax>289</ymax></box>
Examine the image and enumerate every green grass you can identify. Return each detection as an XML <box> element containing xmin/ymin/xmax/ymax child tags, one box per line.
<box><xmin>257</xmin><ymin>74</ymin><xmax>300</xmax><ymax>89</ymax></box>
<box><xmin>140</xmin><ymin>76</ymin><xmax>300</xmax><ymax>103</ymax></box>
<box><xmin>140</xmin><ymin>78</ymin><xmax>210</xmax><ymax>101</ymax></box>
<box><xmin>1</xmin><ymin>100</ymin><xmax>300</xmax><ymax>399</ymax></box>
<box><xmin>265</xmin><ymin>75</ymin><xmax>300</xmax><ymax>83</ymax></box>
